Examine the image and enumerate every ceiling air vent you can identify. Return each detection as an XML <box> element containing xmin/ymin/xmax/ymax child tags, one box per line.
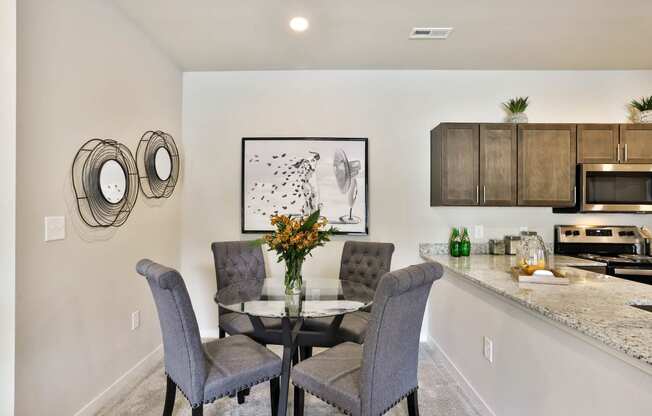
<box><xmin>409</xmin><ymin>27</ymin><xmax>453</xmax><ymax>40</ymax></box>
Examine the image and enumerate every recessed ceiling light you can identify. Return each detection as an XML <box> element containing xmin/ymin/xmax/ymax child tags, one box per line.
<box><xmin>409</xmin><ymin>27</ymin><xmax>453</xmax><ymax>40</ymax></box>
<box><xmin>290</xmin><ymin>17</ymin><xmax>309</xmax><ymax>32</ymax></box>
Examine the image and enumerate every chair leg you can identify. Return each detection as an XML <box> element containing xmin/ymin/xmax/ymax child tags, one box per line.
<box><xmin>299</xmin><ymin>346</ymin><xmax>312</xmax><ymax>361</ymax></box>
<box><xmin>163</xmin><ymin>376</ymin><xmax>176</xmax><ymax>416</ymax></box>
<box><xmin>293</xmin><ymin>386</ymin><xmax>305</xmax><ymax>416</ymax></box>
<box><xmin>219</xmin><ymin>328</ymin><xmax>226</xmax><ymax>338</ymax></box>
<box><xmin>192</xmin><ymin>406</ymin><xmax>203</xmax><ymax>416</ymax></box>
<box><xmin>237</xmin><ymin>390</ymin><xmax>246</xmax><ymax>404</ymax></box>
<box><xmin>407</xmin><ymin>390</ymin><xmax>419</xmax><ymax>416</ymax></box>
<box><xmin>270</xmin><ymin>377</ymin><xmax>280</xmax><ymax>416</ymax></box>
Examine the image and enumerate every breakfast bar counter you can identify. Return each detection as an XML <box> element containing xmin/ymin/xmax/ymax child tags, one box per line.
<box><xmin>419</xmin><ymin>251</ymin><xmax>652</xmax><ymax>416</ymax></box>
<box><xmin>421</xmin><ymin>253</ymin><xmax>652</xmax><ymax>367</ymax></box>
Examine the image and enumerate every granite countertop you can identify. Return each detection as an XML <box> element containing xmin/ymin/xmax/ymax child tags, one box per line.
<box><xmin>420</xmin><ymin>250</ymin><xmax>652</xmax><ymax>368</ymax></box>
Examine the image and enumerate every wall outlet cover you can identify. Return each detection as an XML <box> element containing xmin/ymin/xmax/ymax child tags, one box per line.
<box><xmin>483</xmin><ymin>336</ymin><xmax>494</xmax><ymax>363</ymax></box>
<box><xmin>131</xmin><ymin>310</ymin><xmax>140</xmax><ymax>330</ymax></box>
<box><xmin>474</xmin><ymin>225</ymin><xmax>484</xmax><ymax>239</ymax></box>
<box><xmin>44</xmin><ymin>216</ymin><xmax>66</xmax><ymax>242</ymax></box>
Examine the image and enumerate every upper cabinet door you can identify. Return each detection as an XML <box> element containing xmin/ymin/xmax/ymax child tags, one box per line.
<box><xmin>518</xmin><ymin>124</ymin><xmax>577</xmax><ymax>207</ymax></box>
<box><xmin>479</xmin><ymin>124</ymin><xmax>517</xmax><ymax>206</ymax></box>
<box><xmin>620</xmin><ymin>124</ymin><xmax>652</xmax><ymax>163</ymax></box>
<box><xmin>577</xmin><ymin>124</ymin><xmax>619</xmax><ymax>163</ymax></box>
<box><xmin>431</xmin><ymin>123</ymin><xmax>479</xmax><ymax>206</ymax></box>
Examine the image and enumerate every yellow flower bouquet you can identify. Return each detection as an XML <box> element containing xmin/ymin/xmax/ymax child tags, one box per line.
<box><xmin>258</xmin><ymin>209</ymin><xmax>336</xmax><ymax>294</ymax></box>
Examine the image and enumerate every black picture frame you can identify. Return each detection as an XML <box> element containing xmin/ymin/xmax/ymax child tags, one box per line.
<box><xmin>241</xmin><ymin>137</ymin><xmax>369</xmax><ymax>235</ymax></box>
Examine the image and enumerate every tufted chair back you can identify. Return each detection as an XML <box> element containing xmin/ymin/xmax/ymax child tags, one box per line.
<box><xmin>360</xmin><ymin>262</ymin><xmax>443</xmax><ymax>416</ymax></box>
<box><xmin>136</xmin><ymin>259</ymin><xmax>207</xmax><ymax>407</ymax></box>
<box><xmin>339</xmin><ymin>241</ymin><xmax>395</xmax><ymax>290</ymax></box>
<box><xmin>211</xmin><ymin>241</ymin><xmax>266</xmax><ymax>291</ymax></box>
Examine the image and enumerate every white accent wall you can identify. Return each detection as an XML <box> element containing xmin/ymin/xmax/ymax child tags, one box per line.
<box><xmin>0</xmin><ymin>0</ymin><xmax>16</xmax><ymax>414</ymax></box>
<box><xmin>182</xmin><ymin>70</ymin><xmax>652</xmax><ymax>333</ymax></box>
<box><xmin>16</xmin><ymin>1</ymin><xmax>182</xmax><ymax>414</ymax></box>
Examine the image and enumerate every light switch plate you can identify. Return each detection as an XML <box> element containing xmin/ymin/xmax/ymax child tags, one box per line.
<box><xmin>474</xmin><ymin>225</ymin><xmax>484</xmax><ymax>239</ymax></box>
<box><xmin>44</xmin><ymin>216</ymin><xmax>66</xmax><ymax>242</ymax></box>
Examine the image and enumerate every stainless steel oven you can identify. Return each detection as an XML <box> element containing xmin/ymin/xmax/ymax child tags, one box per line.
<box><xmin>580</xmin><ymin>164</ymin><xmax>652</xmax><ymax>213</ymax></box>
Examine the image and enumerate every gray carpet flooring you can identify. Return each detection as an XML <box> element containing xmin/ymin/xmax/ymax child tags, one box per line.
<box><xmin>99</xmin><ymin>344</ymin><xmax>483</xmax><ymax>416</ymax></box>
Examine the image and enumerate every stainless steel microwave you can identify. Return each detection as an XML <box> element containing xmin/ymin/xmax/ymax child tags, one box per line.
<box><xmin>580</xmin><ymin>164</ymin><xmax>652</xmax><ymax>213</ymax></box>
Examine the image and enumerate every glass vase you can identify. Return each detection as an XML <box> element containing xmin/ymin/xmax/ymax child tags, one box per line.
<box><xmin>285</xmin><ymin>257</ymin><xmax>304</xmax><ymax>295</ymax></box>
<box><xmin>284</xmin><ymin>258</ymin><xmax>303</xmax><ymax>316</ymax></box>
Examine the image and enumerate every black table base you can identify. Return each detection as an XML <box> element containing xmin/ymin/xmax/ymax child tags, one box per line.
<box><xmin>248</xmin><ymin>314</ymin><xmax>345</xmax><ymax>416</ymax></box>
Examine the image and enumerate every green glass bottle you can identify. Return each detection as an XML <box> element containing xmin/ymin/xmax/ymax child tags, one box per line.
<box><xmin>450</xmin><ymin>227</ymin><xmax>461</xmax><ymax>257</ymax></box>
<box><xmin>460</xmin><ymin>228</ymin><xmax>471</xmax><ymax>257</ymax></box>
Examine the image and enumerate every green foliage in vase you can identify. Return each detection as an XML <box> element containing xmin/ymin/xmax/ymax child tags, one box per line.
<box><xmin>502</xmin><ymin>96</ymin><xmax>529</xmax><ymax>114</ymax></box>
<box><xmin>630</xmin><ymin>96</ymin><xmax>652</xmax><ymax>112</ymax></box>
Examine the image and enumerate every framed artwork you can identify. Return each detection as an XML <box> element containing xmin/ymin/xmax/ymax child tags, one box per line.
<box><xmin>242</xmin><ymin>137</ymin><xmax>368</xmax><ymax>235</ymax></box>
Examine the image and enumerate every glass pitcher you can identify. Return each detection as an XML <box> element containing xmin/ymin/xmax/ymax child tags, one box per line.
<box><xmin>516</xmin><ymin>232</ymin><xmax>548</xmax><ymax>274</ymax></box>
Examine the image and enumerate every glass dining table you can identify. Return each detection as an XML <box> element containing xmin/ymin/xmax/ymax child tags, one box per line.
<box><xmin>215</xmin><ymin>277</ymin><xmax>375</xmax><ymax>416</ymax></box>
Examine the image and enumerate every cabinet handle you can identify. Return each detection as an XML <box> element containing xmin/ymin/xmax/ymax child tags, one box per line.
<box><xmin>483</xmin><ymin>186</ymin><xmax>487</xmax><ymax>204</ymax></box>
<box><xmin>617</xmin><ymin>144</ymin><xmax>621</xmax><ymax>162</ymax></box>
<box><xmin>624</xmin><ymin>143</ymin><xmax>628</xmax><ymax>161</ymax></box>
<box><xmin>573</xmin><ymin>186</ymin><xmax>577</xmax><ymax>206</ymax></box>
<box><xmin>476</xmin><ymin>185</ymin><xmax>480</xmax><ymax>204</ymax></box>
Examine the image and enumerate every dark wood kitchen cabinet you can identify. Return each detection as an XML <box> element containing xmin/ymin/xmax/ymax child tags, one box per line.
<box><xmin>431</xmin><ymin>123</ymin><xmax>517</xmax><ymax>206</ymax></box>
<box><xmin>431</xmin><ymin>123</ymin><xmax>479</xmax><ymax>206</ymax></box>
<box><xmin>620</xmin><ymin>124</ymin><xmax>652</xmax><ymax>163</ymax></box>
<box><xmin>577</xmin><ymin>124</ymin><xmax>619</xmax><ymax>163</ymax></box>
<box><xmin>479</xmin><ymin>124</ymin><xmax>517</xmax><ymax>205</ymax></box>
<box><xmin>517</xmin><ymin>124</ymin><xmax>576</xmax><ymax>207</ymax></box>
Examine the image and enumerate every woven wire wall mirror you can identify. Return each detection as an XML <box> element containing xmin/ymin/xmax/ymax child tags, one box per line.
<box><xmin>136</xmin><ymin>131</ymin><xmax>179</xmax><ymax>199</ymax></box>
<box><xmin>72</xmin><ymin>139</ymin><xmax>139</xmax><ymax>228</ymax></box>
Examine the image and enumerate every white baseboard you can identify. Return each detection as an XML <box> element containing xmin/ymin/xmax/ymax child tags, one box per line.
<box><xmin>427</xmin><ymin>336</ymin><xmax>496</xmax><ymax>416</ymax></box>
<box><xmin>73</xmin><ymin>344</ymin><xmax>163</xmax><ymax>416</ymax></box>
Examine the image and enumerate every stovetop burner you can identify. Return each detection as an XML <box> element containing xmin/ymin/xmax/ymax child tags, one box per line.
<box><xmin>577</xmin><ymin>253</ymin><xmax>652</xmax><ymax>265</ymax></box>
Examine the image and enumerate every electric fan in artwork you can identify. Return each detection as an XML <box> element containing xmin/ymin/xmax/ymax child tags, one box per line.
<box><xmin>241</xmin><ymin>138</ymin><xmax>368</xmax><ymax>235</ymax></box>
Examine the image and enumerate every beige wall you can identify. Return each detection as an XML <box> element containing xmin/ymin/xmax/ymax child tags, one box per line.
<box><xmin>0</xmin><ymin>0</ymin><xmax>16</xmax><ymax>414</ymax></box>
<box><xmin>16</xmin><ymin>1</ymin><xmax>182</xmax><ymax>414</ymax></box>
<box><xmin>181</xmin><ymin>70</ymin><xmax>652</xmax><ymax>334</ymax></box>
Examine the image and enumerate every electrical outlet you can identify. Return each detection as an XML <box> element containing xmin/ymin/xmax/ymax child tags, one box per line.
<box><xmin>131</xmin><ymin>311</ymin><xmax>140</xmax><ymax>330</ymax></box>
<box><xmin>474</xmin><ymin>225</ymin><xmax>484</xmax><ymax>239</ymax></box>
<box><xmin>483</xmin><ymin>336</ymin><xmax>493</xmax><ymax>363</ymax></box>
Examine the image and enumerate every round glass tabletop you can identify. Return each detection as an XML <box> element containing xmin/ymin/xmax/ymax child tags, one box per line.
<box><xmin>215</xmin><ymin>277</ymin><xmax>375</xmax><ymax>318</ymax></box>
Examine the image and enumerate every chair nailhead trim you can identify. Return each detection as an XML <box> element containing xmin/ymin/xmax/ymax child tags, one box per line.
<box><xmin>377</xmin><ymin>386</ymin><xmax>419</xmax><ymax>416</ymax></box>
<box><xmin>291</xmin><ymin>383</ymin><xmax>418</xmax><ymax>416</ymax></box>
<box><xmin>291</xmin><ymin>383</ymin><xmax>353</xmax><ymax>415</ymax></box>
<box><xmin>166</xmin><ymin>370</ymin><xmax>282</xmax><ymax>409</ymax></box>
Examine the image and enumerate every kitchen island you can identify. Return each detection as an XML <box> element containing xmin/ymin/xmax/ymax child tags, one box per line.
<box><xmin>420</xmin><ymin>251</ymin><xmax>652</xmax><ymax>416</ymax></box>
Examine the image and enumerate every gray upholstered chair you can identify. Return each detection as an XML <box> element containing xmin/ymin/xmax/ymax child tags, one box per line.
<box><xmin>292</xmin><ymin>262</ymin><xmax>443</xmax><ymax>416</ymax></box>
<box><xmin>304</xmin><ymin>241</ymin><xmax>395</xmax><ymax>345</ymax></box>
<box><xmin>211</xmin><ymin>241</ymin><xmax>281</xmax><ymax>338</ymax></box>
<box><xmin>136</xmin><ymin>259</ymin><xmax>282</xmax><ymax>416</ymax></box>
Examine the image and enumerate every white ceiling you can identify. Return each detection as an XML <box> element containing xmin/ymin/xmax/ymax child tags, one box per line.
<box><xmin>111</xmin><ymin>0</ymin><xmax>652</xmax><ymax>71</ymax></box>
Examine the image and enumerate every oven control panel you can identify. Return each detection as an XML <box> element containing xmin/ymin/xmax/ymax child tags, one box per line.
<box><xmin>556</xmin><ymin>225</ymin><xmax>644</xmax><ymax>244</ymax></box>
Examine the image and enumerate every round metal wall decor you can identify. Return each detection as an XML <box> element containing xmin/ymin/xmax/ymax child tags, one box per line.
<box><xmin>72</xmin><ymin>139</ymin><xmax>139</xmax><ymax>227</ymax></box>
<box><xmin>136</xmin><ymin>131</ymin><xmax>179</xmax><ymax>199</ymax></box>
